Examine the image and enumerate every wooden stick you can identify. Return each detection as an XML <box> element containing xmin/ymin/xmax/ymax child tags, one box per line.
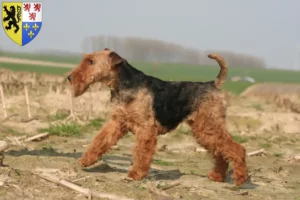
<box><xmin>147</xmin><ymin>182</ymin><xmax>174</xmax><ymax>199</ymax></box>
<box><xmin>36</xmin><ymin>172</ymin><xmax>133</xmax><ymax>200</ymax></box>
<box><xmin>34</xmin><ymin>167</ymin><xmax>60</xmax><ymax>173</ymax></box>
<box><xmin>13</xmin><ymin>136</ymin><xmax>25</xmax><ymax>147</ymax></box>
<box><xmin>0</xmin><ymin>84</ymin><xmax>7</xmax><ymax>119</ymax></box>
<box><xmin>247</xmin><ymin>149</ymin><xmax>265</xmax><ymax>157</ymax></box>
<box><xmin>161</xmin><ymin>181</ymin><xmax>181</xmax><ymax>191</ymax></box>
<box><xmin>24</xmin><ymin>85</ymin><xmax>31</xmax><ymax>119</ymax></box>
<box><xmin>24</xmin><ymin>133</ymin><xmax>49</xmax><ymax>142</ymax></box>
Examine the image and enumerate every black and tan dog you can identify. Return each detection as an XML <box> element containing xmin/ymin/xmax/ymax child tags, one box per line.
<box><xmin>67</xmin><ymin>48</ymin><xmax>248</xmax><ymax>186</ymax></box>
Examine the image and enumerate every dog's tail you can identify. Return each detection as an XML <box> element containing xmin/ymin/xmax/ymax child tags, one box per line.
<box><xmin>208</xmin><ymin>54</ymin><xmax>228</xmax><ymax>89</ymax></box>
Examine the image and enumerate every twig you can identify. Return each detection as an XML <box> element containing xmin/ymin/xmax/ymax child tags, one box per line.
<box><xmin>24</xmin><ymin>133</ymin><xmax>49</xmax><ymax>142</ymax></box>
<box><xmin>161</xmin><ymin>181</ymin><xmax>181</xmax><ymax>191</ymax></box>
<box><xmin>147</xmin><ymin>182</ymin><xmax>170</xmax><ymax>197</ymax></box>
<box><xmin>286</xmin><ymin>154</ymin><xmax>300</xmax><ymax>163</ymax></box>
<box><xmin>24</xmin><ymin>85</ymin><xmax>32</xmax><ymax>119</ymax></box>
<box><xmin>0</xmin><ymin>84</ymin><xmax>7</xmax><ymax>119</ymax></box>
<box><xmin>21</xmin><ymin>117</ymin><xmax>38</xmax><ymax>123</ymax></box>
<box><xmin>13</xmin><ymin>137</ymin><xmax>25</xmax><ymax>147</ymax></box>
<box><xmin>247</xmin><ymin>149</ymin><xmax>265</xmax><ymax>157</ymax></box>
<box><xmin>34</xmin><ymin>167</ymin><xmax>60</xmax><ymax>173</ymax></box>
<box><xmin>35</xmin><ymin>172</ymin><xmax>133</xmax><ymax>200</ymax></box>
<box><xmin>64</xmin><ymin>90</ymin><xmax>84</xmax><ymax>124</ymax></box>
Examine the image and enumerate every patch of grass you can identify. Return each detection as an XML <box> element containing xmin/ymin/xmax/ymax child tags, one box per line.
<box><xmin>273</xmin><ymin>153</ymin><xmax>284</xmax><ymax>157</ymax></box>
<box><xmin>13</xmin><ymin>168</ymin><xmax>21</xmax><ymax>176</ymax></box>
<box><xmin>47</xmin><ymin>113</ymin><xmax>68</xmax><ymax>121</ymax></box>
<box><xmin>88</xmin><ymin>118</ymin><xmax>105</xmax><ymax>129</ymax></box>
<box><xmin>232</xmin><ymin>135</ymin><xmax>248</xmax><ymax>143</ymax></box>
<box><xmin>248</xmin><ymin>136</ymin><xmax>259</xmax><ymax>140</ymax></box>
<box><xmin>260</xmin><ymin>142</ymin><xmax>272</xmax><ymax>149</ymax></box>
<box><xmin>39</xmin><ymin>123</ymin><xmax>81</xmax><ymax>137</ymax></box>
<box><xmin>153</xmin><ymin>160</ymin><xmax>173</xmax><ymax>166</ymax></box>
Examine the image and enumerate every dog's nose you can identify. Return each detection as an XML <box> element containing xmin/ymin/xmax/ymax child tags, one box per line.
<box><xmin>67</xmin><ymin>74</ymin><xmax>72</xmax><ymax>82</ymax></box>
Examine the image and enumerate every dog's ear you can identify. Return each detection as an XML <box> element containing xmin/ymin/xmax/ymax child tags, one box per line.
<box><xmin>104</xmin><ymin>48</ymin><xmax>110</xmax><ymax>51</ymax></box>
<box><xmin>109</xmin><ymin>51</ymin><xmax>124</xmax><ymax>68</ymax></box>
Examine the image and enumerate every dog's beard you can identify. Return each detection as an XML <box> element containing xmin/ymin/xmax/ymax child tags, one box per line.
<box><xmin>72</xmin><ymin>82</ymin><xmax>89</xmax><ymax>97</ymax></box>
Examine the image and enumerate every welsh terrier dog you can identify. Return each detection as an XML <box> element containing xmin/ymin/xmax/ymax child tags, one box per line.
<box><xmin>67</xmin><ymin>48</ymin><xmax>248</xmax><ymax>186</ymax></box>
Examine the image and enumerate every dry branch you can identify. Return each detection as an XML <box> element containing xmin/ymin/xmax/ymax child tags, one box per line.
<box><xmin>24</xmin><ymin>133</ymin><xmax>49</xmax><ymax>142</ymax></box>
<box><xmin>24</xmin><ymin>85</ymin><xmax>31</xmax><ymax>119</ymax></box>
<box><xmin>161</xmin><ymin>181</ymin><xmax>181</xmax><ymax>191</ymax></box>
<box><xmin>247</xmin><ymin>149</ymin><xmax>265</xmax><ymax>157</ymax></box>
<box><xmin>34</xmin><ymin>167</ymin><xmax>60</xmax><ymax>173</ymax></box>
<box><xmin>147</xmin><ymin>182</ymin><xmax>171</xmax><ymax>197</ymax></box>
<box><xmin>13</xmin><ymin>136</ymin><xmax>25</xmax><ymax>147</ymax></box>
<box><xmin>64</xmin><ymin>90</ymin><xmax>83</xmax><ymax>124</ymax></box>
<box><xmin>0</xmin><ymin>84</ymin><xmax>7</xmax><ymax>119</ymax></box>
<box><xmin>35</xmin><ymin>172</ymin><xmax>133</xmax><ymax>200</ymax></box>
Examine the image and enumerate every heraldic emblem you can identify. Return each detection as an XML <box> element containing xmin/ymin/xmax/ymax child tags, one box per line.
<box><xmin>2</xmin><ymin>2</ymin><xmax>42</xmax><ymax>46</ymax></box>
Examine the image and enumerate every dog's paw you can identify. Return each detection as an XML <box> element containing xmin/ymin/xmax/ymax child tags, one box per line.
<box><xmin>208</xmin><ymin>170</ymin><xmax>226</xmax><ymax>182</ymax></box>
<box><xmin>234</xmin><ymin>174</ymin><xmax>249</xmax><ymax>186</ymax></box>
<box><xmin>128</xmin><ymin>170</ymin><xmax>146</xmax><ymax>181</ymax></box>
<box><xmin>78</xmin><ymin>156</ymin><xmax>97</xmax><ymax>167</ymax></box>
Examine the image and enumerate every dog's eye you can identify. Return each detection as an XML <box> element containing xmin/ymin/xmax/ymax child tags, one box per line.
<box><xmin>89</xmin><ymin>59</ymin><xmax>94</xmax><ymax>65</ymax></box>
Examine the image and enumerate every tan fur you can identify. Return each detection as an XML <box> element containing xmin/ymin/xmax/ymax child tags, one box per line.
<box><xmin>208</xmin><ymin>54</ymin><xmax>228</xmax><ymax>90</ymax></box>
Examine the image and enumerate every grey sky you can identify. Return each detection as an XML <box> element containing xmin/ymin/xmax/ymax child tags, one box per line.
<box><xmin>1</xmin><ymin>0</ymin><xmax>299</xmax><ymax>69</ymax></box>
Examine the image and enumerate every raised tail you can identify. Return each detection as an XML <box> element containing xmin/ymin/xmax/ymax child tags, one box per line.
<box><xmin>208</xmin><ymin>54</ymin><xmax>228</xmax><ymax>89</ymax></box>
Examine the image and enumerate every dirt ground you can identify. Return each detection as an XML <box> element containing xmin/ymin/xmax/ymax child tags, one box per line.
<box><xmin>0</xmin><ymin>76</ymin><xmax>300</xmax><ymax>200</ymax></box>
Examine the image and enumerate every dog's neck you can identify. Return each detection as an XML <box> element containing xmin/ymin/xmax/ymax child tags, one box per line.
<box><xmin>116</xmin><ymin>61</ymin><xmax>145</xmax><ymax>91</ymax></box>
<box><xmin>109</xmin><ymin>61</ymin><xmax>146</xmax><ymax>102</ymax></box>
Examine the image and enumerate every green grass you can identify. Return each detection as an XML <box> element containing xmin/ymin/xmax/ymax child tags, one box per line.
<box><xmin>259</xmin><ymin>142</ymin><xmax>272</xmax><ymax>149</ymax></box>
<box><xmin>1</xmin><ymin>51</ymin><xmax>300</xmax><ymax>94</ymax></box>
<box><xmin>273</xmin><ymin>153</ymin><xmax>284</xmax><ymax>157</ymax></box>
<box><xmin>39</xmin><ymin>123</ymin><xmax>81</xmax><ymax>137</ymax></box>
<box><xmin>232</xmin><ymin>135</ymin><xmax>249</xmax><ymax>143</ymax></box>
<box><xmin>47</xmin><ymin>113</ymin><xmax>69</xmax><ymax>121</ymax></box>
<box><xmin>153</xmin><ymin>159</ymin><xmax>174</xmax><ymax>166</ymax></box>
<box><xmin>88</xmin><ymin>118</ymin><xmax>105</xmax><ymax>129</ymax></box>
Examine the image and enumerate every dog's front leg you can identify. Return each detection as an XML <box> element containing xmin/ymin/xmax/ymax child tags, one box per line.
<box><xmin>128</xmin><ymin>127</ymin><xmax>157</xmax><ymax>180</ymax></box>
<box><xmin>78</xmin><ymin>120</ymin><xmax>126</xmax><ymax>167</ymax></box>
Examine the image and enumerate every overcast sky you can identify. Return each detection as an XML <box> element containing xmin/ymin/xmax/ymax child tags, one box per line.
<box><xmin>1</xmin><ymin>0</ymin><xmax>299</xmax><ymax>69</ymax></box>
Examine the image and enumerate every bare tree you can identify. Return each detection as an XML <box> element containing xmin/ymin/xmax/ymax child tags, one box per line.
<box><xmin>82</xmin><ymin>35</ymin><xmax>266</xmax><ymax>68</ymax></box>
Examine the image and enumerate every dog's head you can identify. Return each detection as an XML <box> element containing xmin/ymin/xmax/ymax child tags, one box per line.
<box><xmin>67</xmin><ymin>48</ymin><xmax>125</xmax><ymax>97</ymax></box>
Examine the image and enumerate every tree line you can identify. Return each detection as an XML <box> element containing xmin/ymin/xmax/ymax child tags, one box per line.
<box><xmin>82</xmin><ymin>35</ymin><xmax>266</xmax><ymax>68</ymax></box>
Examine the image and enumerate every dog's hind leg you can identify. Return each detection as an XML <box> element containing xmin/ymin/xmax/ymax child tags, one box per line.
<box><xmin>208</xmin><ymin>154</ymin><xmax>229</xmax><ymax>182</ymax></box>
<box><xmin>191</xmin><ymin>113</ymin><xmax>248</xmax><ymax>186</ymax></box>
<box><xmin>78</xmin><ymin>120</ymin><xmax>126</xmax><ymax>167</ymax></box>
